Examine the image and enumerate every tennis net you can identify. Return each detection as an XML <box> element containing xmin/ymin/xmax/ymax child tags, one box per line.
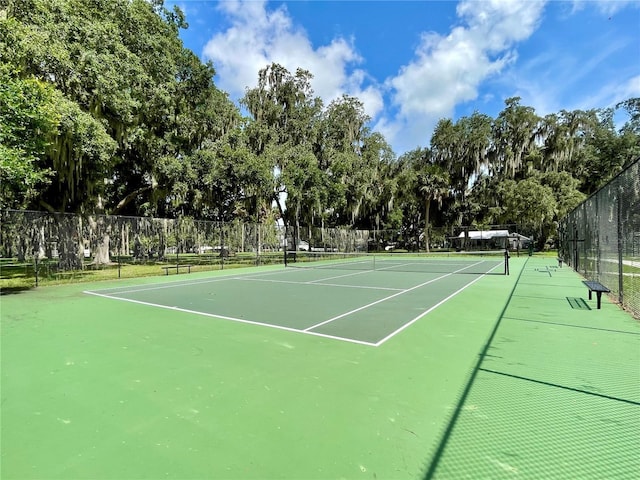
<box><xmin>284</xmin><ymin>250</ymin><xmax>509</xmax><ymax>275</ymax></box>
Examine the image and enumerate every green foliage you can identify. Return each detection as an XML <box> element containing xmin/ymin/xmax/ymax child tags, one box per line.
<box><xmin>2</xmin><ymin>0</ymin><xmax>238</xmax><ymax>215</ymax></box>
<box><xmin>502</xmin><ymin>178</ymin><xmax>555</xmax><ymax>231</ymax></box>
<box><xmin>538</xmin><ymin>171</ymin><xmax>585</xmax><ymax>220</ymax></box>
<box><xmin>0</xmin><ymin>0</ymin><xmax>638</xmax><ymax>253</ymax></box>
<box><xmin>0</xmin><ymin>64</ymin><xmax>58</xmax><ymax>209</ymax></box>
<box><xmin>46</xmin><ymin>96</ymin><xmax>118</xmax><ymax>211</ymax></box>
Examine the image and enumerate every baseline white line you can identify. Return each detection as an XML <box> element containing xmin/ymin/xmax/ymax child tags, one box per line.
<box><xmin>298</xmin><ymin>330</ymin><xmax>376</xmax><ymax>347</ymax></box>
<box><xmin>82</xmin><ymin>290</ymin><xmax>376</xmax><ymax>347</ymax></box>
<box><xmin>374</xmin><ymin>274</ymin><xmax>487</xmax><ymax>346</ymax></box>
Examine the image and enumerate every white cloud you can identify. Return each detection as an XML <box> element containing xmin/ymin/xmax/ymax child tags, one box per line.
<box><xmin>382</xmin><ymin>0</ymin><xmax>547</xmax><ymax>152</ymax></box>
<box><xmin>197</xmin><ymin>0</ymin><xmax>635</xmax><ymax>156</ymax></box>
<box><xmin>619</xmin><ymin>75</ymin><xmax>640</xmax><ymax>99</ymax></box>
<box><xmin>199</xmin><ymin>0</ymin><xmax>547</xmax><ymax>153</ymax></box>
<box><xmin>571</xmin><ymin>0</ymin><xmax>639</xmax><ymax>16</ymax></box>
<box><xmin>491</xmin><ymin>6</ymin><xmax>637</xmax><ymax>119</ymax></box>
<box><xmin>575</xmin><ymin>74</ymin><xmax>640</xmax><ymax>113</ymax></box>
<box><xmin>201</xmin><ymin>0</ymin><xmax>383</xmax><ymax>117</ymax></box>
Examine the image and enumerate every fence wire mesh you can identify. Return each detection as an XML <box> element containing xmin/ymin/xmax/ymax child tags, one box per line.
<box><xmin>285</xmin><ymin>224</ymin><xmax>530</xmax><ymax>254</ymax></box>
<box><xmin>559</xmin><ymin>158</ymin><xmax>640</xmax><ymax>318</ymax></box>
<box><xmin>2</xmin><ymin>209</ymin><xmax>535</xmax><ymax>288</ymax></box>
<box><xmin>0</xmin><ymin>211</ymin><xmax>287</xmax><ymax>286</ymax></box>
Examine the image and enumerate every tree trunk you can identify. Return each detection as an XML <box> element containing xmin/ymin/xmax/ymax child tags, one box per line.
<box><xmin>35</xmin><ymin>225</ymin><xmax>46</xmax><ymax>259</ymax></box>
<box><xmin>58</xmin><ymin>216</ymin><xmax>83</xmax><ymax>271</ymax></box>
<box><xmin>424</xmin><ymin>195</ymin><xmax>432</xmax><ymax>253</ymax></box>
<box><xmin>295</xmin><ymin>203</ymin><xmax>301</xmax><ymax>250</ymax></box>
<box><xmin>87</xmin><ymin>216</ymin><xmax>111</xmax><ymax>265</ymax></box>
<box><xmin>93</xmin><ymin>232</ymin><xmax>111</xmax><ymax>265</ymax></box>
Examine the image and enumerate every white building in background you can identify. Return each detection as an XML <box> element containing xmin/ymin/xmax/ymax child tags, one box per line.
<box><xmin>452</xmin><ymin>230</ymin><xmax>531</xmax><ymax>250</ymax></box>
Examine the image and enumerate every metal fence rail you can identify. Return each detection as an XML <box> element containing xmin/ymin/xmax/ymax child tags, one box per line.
<box><xmin>559</xmin><ymin>158</ymin><xmax>640</xmax><ymax>318</ymax></box>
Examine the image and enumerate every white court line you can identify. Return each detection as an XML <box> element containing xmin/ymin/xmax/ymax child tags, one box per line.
<box><xmin>304</xmin><ymin>260</ymin><xmax>493</xmax><ymax>333</ymax></box>
<box><xmin>376</xmin><ymin>260</ymin><xmax>501</xmax><ymax>272</ymax></box>
<box><xmin>83</xmin><ymin>258</ymin><xmax>500</xmax><ymax>348</ymax></box>
<box><xmin>82</xmin><ymin>290</ymin><xmax>377</xmax><ymax>347</ymax></box>
<box><xmin>371</xmin><ymin>260</ymin><xmax>503</xmax><ymax>346</ymax></box>
<box><xmin>312</xmin><ymin>282</ymin><xmax>402</xmax><ymax>291</ymax></box>
<box><xmin>374</xmin><ymin>274</ymin><xmax>487</xmax><ymax>346</ymax></box>
<box><xmin>84</xmin><ymin>268</ymin><xmax>297</xmax><ymax>296</ymax></box>
<box><xmin>235</xmin><ymin>277</ymin><xmax>403</xmax><ymax>291</ymax></box>
<box><xmin>306</xmin><ymin>269</ymin><xmax>371</xmax><ymax>283</ymax></box>
<box><xmin>295</xmin><ymin>259</ymin><xmax>371</xmax><ymax>268</ymax></box>
<box><xmin>376</xmin><ymin>262</ymin><xmax>418</xmax><ymax>271</ymax></box>
<box><xmin>304</xmin><ymin>273</ymin><xmax>446</xmax><ymax>331</ymax></box>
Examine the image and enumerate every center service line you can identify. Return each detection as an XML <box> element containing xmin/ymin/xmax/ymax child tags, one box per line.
<box><xmin>304</xmin><ymin>260</ymin><xmax>490</xmax><ymax>333</ymax></box>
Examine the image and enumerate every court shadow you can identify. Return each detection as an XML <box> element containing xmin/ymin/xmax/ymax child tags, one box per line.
<box><xmin>421</xmin><ymin>363</ymin><xmax>639</xmax><ymax>479</ymax></box>
<box><xmin>420</xmin><ymin>265</ymin><xmax>639</xmax><ymax>479</ymax></box>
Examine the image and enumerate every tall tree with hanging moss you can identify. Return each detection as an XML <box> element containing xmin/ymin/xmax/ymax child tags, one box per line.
<box><xmin>1</xmin><ymin>0</ymin><xmax>240</xmax><ymax>216</ymax></box>
<box><xmin>242</xmin><ymin>63</ymin><xmax>325</xmax><ymax>242</ymax></box>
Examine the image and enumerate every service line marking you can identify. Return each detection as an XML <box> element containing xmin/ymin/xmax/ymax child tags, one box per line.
<box><xmin>235</xmin><ymin>277</ymin><xmax>403</xmax><ymax>291</ymax></box>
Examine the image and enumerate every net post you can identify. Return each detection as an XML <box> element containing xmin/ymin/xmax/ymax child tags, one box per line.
<box><xmin>504</xmin><ymin>248</ymin><xmax>510</xmax><ymax>275</ymax></box>
<box><xmin>284</xmin><ymin>249</ymin><xmax>296</xmax><ymax>266</ymax></box>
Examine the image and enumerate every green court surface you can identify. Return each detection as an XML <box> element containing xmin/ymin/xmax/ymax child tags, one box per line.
<box><xmin>1</xmin><ymin>256</ymin><xmax>638</xmax><ymax>479</ymax></box>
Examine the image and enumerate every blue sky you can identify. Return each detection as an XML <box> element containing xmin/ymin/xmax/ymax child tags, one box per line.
<box><xmin>169</xmin><ymin>0</ymin><xmax>640</xmax><ymax>155</ymax></box>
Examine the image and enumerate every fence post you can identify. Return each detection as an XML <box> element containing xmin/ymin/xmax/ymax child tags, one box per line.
<box><xmin>595</xmin><ymin>193</ymin><xmax>600</xmax><ymax>278</ymax></box>
<box><xmin>220</xmin><ymin>223</ymin><xmax>225</xmax><ymax>270</ymax></box>
<box><xmin>617</xmin><ymin>187</ymin><xmax>624</xmax><ymax>304</ymax></box>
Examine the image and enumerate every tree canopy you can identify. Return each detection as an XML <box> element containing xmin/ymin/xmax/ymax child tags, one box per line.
<box><xmin>1</xmin><ymin>0</ymin><xmax>638</xmax><ymax>249</ymax></box>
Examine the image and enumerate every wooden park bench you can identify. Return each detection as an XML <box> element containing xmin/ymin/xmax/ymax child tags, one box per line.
<box><xmin>161</xmin><ymin>264</ymin><xmax>192</xmax><ymax>275</ymax></box>
<box><xmin>582</xmin><ymin>280</ymin><xmax>610</xmax><ymax>310</ymax></box>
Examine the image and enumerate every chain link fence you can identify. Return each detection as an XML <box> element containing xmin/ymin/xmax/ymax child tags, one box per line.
<box><xmin>1</xmin><ymin>208</ymin><xmax>539</xmax><ymax>289</ymax></box>
<box><xmin>362</xmin><ymin>224</ymin><xmax>531</xmax><ymax>253</ymax></box>
<box><xmin>283</xmin><ymin>223</ymin><xmax>531</xmax><ymax>255</ymax></box>
<box><xmin>0</xmin><ymin>210</ymin><xmax>287</xmax><ymax>287</ymax></box>
<box><xmin>559</xmin><ymin>158</ymin><xmax>640</xmax><ymax>318</ymax></box>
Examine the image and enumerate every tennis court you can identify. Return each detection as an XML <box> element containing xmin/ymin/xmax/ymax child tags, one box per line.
<box><xmin>2</xmin><ymin>255</ymin><xmax>639</xmax><ymax>479</ymax></box>
<box><xmin>84</xmin><ymin>252</ymin><xmax>507</xmax><ymax>346</ymax></box>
